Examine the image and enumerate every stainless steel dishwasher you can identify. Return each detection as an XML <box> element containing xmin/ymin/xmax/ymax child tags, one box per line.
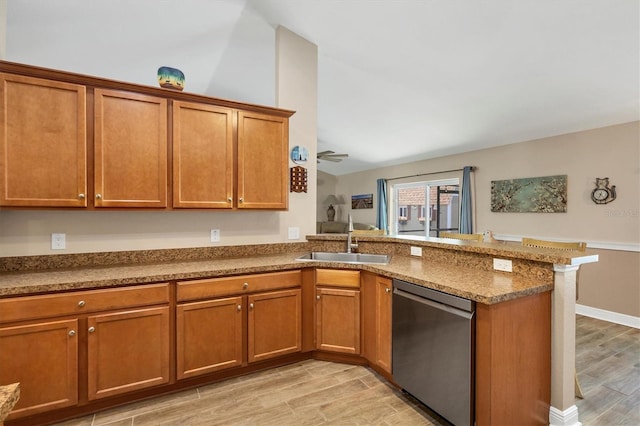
<box><xmin>392</xmin><ymin>279</ymin><xmax>475</xmax><ymax>426</ymax></box>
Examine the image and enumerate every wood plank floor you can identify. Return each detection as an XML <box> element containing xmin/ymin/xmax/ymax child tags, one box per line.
<box><xmin>50</xmin><ymin>315</ymin><xmax>638</xmax><ymax>426</ymax></box>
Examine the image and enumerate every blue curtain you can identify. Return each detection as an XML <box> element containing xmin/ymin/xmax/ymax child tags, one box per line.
<box><xmin>376</xmin><ymin>178</ymin><xmax>388</xmax><ymax>233</ymax></box>
<box><xmin>460</xmin><ymin>166</ymin><xmax>473</xmax><ymax>233</ymax></box>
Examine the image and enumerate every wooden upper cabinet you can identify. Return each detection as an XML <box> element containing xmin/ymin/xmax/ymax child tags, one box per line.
<box><xmin>0</xmin><ymin>73</ymin><xmax>87</xmax><ymax>207</ymax></box>
<box><xmin>237</xmin><ymin>111</ymin><xmax>288</xmax><ymax>209</ymax></box>
<box><xmin>94</xmin><ymin>89</ymin><xmax>168</xmax><ymax>208</ymax></box>
<box><xmin>172</xmin><ymin>101</ymin><xmax>234</xmax><ymax>208</ymax></box>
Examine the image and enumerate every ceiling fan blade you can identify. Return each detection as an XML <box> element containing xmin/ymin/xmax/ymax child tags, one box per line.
<box><xmin>317</xmin><ymin>150</ymin><xmax>335</xmax><ymax>156</ymax></box>
<box><xmin>320</xmin><ymin>156</ymin><xmax>343</xmax><ymax>162</ymax></box>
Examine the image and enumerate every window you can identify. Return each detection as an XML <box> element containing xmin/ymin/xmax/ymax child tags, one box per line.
<box><xmin>392</xmin><ymin>179</ymin><xmax>459</xmax><ymax>237</ymax></box>
<box><xmin>398</xmin><ymin>206</ymin><xmax>408</xmax><ymax>221</ymax></box>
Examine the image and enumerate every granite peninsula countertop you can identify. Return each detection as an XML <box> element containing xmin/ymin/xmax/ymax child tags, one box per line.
<box><xmin>0</xmin><ymin>383</ymin><xmax>19</xmax><ymax>423</ymax></box>
<box><xmin>0</xmin><ymin>250</ymin><xmax>554</xmax><ymax>304</ymax></box>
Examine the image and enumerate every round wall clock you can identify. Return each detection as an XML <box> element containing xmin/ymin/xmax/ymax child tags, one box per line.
<box><xmin>590</xmin><ymin>177</ymin><xmax>616</xmax><ymax>204</ymax></box>
<box><xmin>290</xmin><ymin>146</ymin><xmax>309</xmax><ymax>164</ymax></box>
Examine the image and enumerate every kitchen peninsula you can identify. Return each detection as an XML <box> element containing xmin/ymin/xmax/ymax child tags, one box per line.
<box><xmin>0</xmin><ymin>235</ymin><xmax>597</xmax><ymax>426</ymax></box>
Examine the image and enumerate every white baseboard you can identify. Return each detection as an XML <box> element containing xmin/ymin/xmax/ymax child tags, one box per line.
<box><xmin>576</xmin><ymin>304</ymin><xmax>640</xmax><ymax>329</ymax></box>
<box><xmin>549</xmin><ymin>405</ymin><xmax>581</xmax><ymax>426</ymax></box>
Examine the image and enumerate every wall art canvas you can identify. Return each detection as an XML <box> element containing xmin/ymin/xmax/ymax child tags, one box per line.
<box><xmin>352</xmin><ymin>193</ymin><xmax>373</xmax><ymax>209</ymax></box>
<box><xmin>491</xmin><ymin>175</ymin><xmax>567</xmax><ymax>213</ymax></box>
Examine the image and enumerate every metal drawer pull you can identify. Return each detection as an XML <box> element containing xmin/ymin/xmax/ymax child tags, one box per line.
<box><xmin>237</xmin><ymin>305</ymin><xmax>242</xmax><ymax>311</ymax></box>
<box><xmin>68</xmin><ymin>330</ymin><xmax>76</xmax><ymax>337</ymax></box>
<box><xmin>249</xmin><ymin>303</ymin><xmax>254</xmax><ymax>309</ymax></box>
<box><xmin>88</xmin><ymin>326</ymin><xmax>96</xmax><ymax>333</ymax></box>
<box><xmin>78</xmin><ymin>300</ymin><xmax>86</xmax><ymax>307</ymax></box>
<box><xmin>386</xmin><ymin>287</ymin><xmax>391</xmax><ymax>293</ymax></box>
<box><xmin>316</xmin><ymin>295</ymin><xmax>321</xmax><ymax>300</ymax></box>
<box><xmin>243</xmin><ymin>283</ymin><xmax>249</xmax><ymax>290</ymax></box>
<box><xmin>78</xmin><ymin>193</ymin><xmax>85</xmax><ymax>199</ymax></box>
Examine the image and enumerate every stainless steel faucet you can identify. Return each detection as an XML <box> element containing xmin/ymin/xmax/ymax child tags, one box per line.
<box><xmin>346</xmin><ymin>214</ymin><xmax>358</xmax><ymax>253</ymax></box>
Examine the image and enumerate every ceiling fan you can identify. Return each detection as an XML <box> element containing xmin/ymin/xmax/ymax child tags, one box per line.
<box><xmin>317</xmin><ymin>150</ymin><xmax>348</xmax><ymax>163</ymax></box>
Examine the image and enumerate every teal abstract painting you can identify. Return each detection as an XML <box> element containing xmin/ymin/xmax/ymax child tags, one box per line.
<box><xmin>491</xmin><ymin>175</ymin><xmax>567</xmax><ymax>213</ymax></box>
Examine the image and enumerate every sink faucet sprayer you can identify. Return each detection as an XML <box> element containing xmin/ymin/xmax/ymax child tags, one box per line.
<box><xmin>346</xmin><ymin>214</ymin><xmax>358</xmax><ymax>253</ymax></box>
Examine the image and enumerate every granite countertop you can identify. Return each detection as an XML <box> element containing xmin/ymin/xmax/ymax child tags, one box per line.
<box><xmin>0</xmin><ymin>252</ymin><xmax>552</xmax><ymax>304</ymax></box>
<box><xmin>0</xmin><ymin>383</ymin><xmax>19</xmax><ymax>423</ymax></box>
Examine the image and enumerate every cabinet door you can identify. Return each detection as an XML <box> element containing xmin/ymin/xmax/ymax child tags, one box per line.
<box><xmin>172</xmin><ymin>101</ymin><xmax>234</xmax><ymax>208</ymax></box>
<box><xmin>87</xmin><ymin>306</ymin><xmax>169</xmax><ymax>400</ymax></box>
<box><xmin>94</xmin><ymin>89</ymin><xmax>168</xmax><ymax>208</ymax></box>
<box><xmin>0</xmin><ymin>73</ymin><xmax>87</xmax><ymax>207</ymax></box>
<box><xmin>248</xmin><ymin>289</ymin><xmax>301</xmax><ymax>362</ymax></box>
<box><xmin>0</xmin><ymin>319</ymin><xmax>78</xmax><ymax>419</ymax></box>
<box><xmin>237</xmin><ymin>111</ymin><xmax>288</xmax><ymax>209</ymax></box>
<box><xmin>316</xmin><ymin>287</ymin><xmax>361</xmax><ymax>354</ymax></box>
<box><xmin>375</xmin><ymin>277</ymin><xmax>392</xmax><ymax>373</ymax></box>
<box><xmin>176</xmin><ymin>297</ymin><xmax>243</xmax><ymax>379</ymax></box>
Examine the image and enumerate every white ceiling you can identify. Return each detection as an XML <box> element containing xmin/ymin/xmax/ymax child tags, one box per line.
<box><xmin>5</xmin><ymin>0</ymin><xmax>639</xmax><ymax>176</ymax></box>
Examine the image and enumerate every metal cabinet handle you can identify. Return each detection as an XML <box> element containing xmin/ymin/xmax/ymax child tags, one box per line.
<box><xmin>385</xmin><ymin>287</ymin><xmax>391</xmax><ymax>293</ymax></box>
<box><xmin>243</xmin><ymin>282</ymin><xmax>249</xmax><ymax>290</ymax></box>
<box><xmin>78</xmin><ymin>300</ymin><xmax>86</xmax><ymax>307</ymax></box>
<box><xmin>78</xmin><ymin>193</ymin><xmax>85</xmax><ymax>199</ymax></box>
<box><xmin>227</xmin><ymin>197</ymin><xmax>232</xmax><ymax>202</ymax></box>
<box><xmin>316</xmin><ymin>295</ymin><xmax>321</xmax><ymax>300</ymax></box>
<box><xmin>249</xmin><ymin>303</ymin><xmax>254</xmax><ymax>309</ymax></box>
<box><xmin>239</xmin><ymin>197</ymin><xmax>244</xmax><ymax>203</ymax></box>
<box><xmin>237</xmin><ymin>305</ymin><xmax>242</xmax><ymax>311</ymax></box>
<box><xmin>95</xmin><ymin>194</ymin><xmax>102</xmax><ymax>199</ymax></box>
<box><xmin>88</xmin><ymin>326</ymin><xmax>96</xmax><ymax>333</ymax></box>
<box><xmin>68</xmin><ymin>330</ymin><xmax>76</xmax><ymax>337</ymax></box>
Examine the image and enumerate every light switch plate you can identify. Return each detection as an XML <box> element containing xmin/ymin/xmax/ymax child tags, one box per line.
<box><xmin>410</xmin><ymin>246</ymin><xmax>422</xmax><ymax>256</ymax></box>
<box><xmin>210</xmin><ymin>229</ymin><xmax>220</xmax><ymax>243</ymax></box>
<box><xmin>493</xmin><ymin>258</ymin><xmax>513</xmax><ymax>272</ymax></box>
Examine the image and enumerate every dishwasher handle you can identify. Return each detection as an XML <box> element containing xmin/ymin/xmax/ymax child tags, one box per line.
<box><xmin>393</xmin><ymin>287</ymin><xmax>475</xmax><ymax>320</ymax></box>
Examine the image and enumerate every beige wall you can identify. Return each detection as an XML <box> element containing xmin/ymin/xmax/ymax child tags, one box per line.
<box><xmin>330</xmin><ymin>122</ymin><xmax>640</xmax><ymax>318</ymax></box>
<box><xmin>0</xmin><ymin>28</ymin><xmax>318</xmax><ymax>256</ymax></box>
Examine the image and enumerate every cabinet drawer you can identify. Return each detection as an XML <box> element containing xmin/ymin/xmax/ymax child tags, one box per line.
<box><xmin>177</xmin><ymin>270</ymin><xmax>301</xmax><ymax>302</ymax></box>
<box><xmin>0</xmin><ymin>283</ymin><xmax>170</xmax><ymax>324</ymax></box>
<box><xmin>315</xmin><ymin>269</ymin><xmax>360</xmax><ymax>288</ymax></box>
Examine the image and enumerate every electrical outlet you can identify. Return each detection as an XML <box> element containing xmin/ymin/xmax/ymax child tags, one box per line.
<box><xmin>210</xmin><ymin>229</ymin><xmax>220</xmax><ymax>243</ymax></box>
<box><xmin>51</xmin><ymin>233</ymin><xmax>66</xmax><ymax>250</ymax></box>
<box><xmin>493</xmin><ymin>258</ymin><xmax>513</xmax><ymax>272</ymax></box>
<box><xmin>288</xmin><ymin>227</ymin><xmax>300</xmax><ymax>240</ymax></box>
<box><xmin>410</xmin><ymin>246</ymin><xmax>422</xmax><ymax>256</ymax></box>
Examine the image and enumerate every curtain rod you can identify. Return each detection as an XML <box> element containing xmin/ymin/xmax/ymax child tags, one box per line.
<box><xmin>385</xmin><ymin>166</ymin><xmax>474</xmax><ymax>182</ymax></box>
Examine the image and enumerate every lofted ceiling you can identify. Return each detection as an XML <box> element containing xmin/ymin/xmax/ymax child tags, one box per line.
<box><xmin>5</xmin><ymin>0</ymin><xmax>639</xmax><ymax>175</ymax></box>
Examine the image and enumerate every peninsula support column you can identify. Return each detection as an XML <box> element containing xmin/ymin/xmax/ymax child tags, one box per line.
<box><xmin>549</xmin><ymin>264</ymin><xmax>581</xmax><ymax>426</ymax></box>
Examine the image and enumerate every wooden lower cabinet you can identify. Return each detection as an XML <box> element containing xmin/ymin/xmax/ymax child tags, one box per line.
<box><xmin>362</xmin><ymin>272</ymin><xmax>392</xmax><ymax>374</ymax></box>
<box><xmin>175</xmin><ymin>272</ymin><xmax>303</xmax><ymax>380</ymax></box>
<box><xmin>0</xmin><ymin>319</ymin><xmax>78</xmax><ymax>419</ymax></box>
<box><xmin>374</xmin><ymin>276</ymin><xmax>392</xmax><ymax>373</ymax></box>
<box><xmin>248</xmin><ymin>289</ymin><xmax>302</xmax><ymax>362</ymax></box>
<box><xmin>0</xmin><ymin>283</ymin><xmax>170</xmax><ymax>422</ymax></box>
<box><xmin>475</xmin><ymin>291</ymin><xmax>551</xmax><ymax>425</ymax></box>
<box><xmin>315</xmin><ymin>287</ymin><xmax>361</xmax><ymax>354</ymax></box>
<box><xmin>87</xmin><ymin>306</ymin><xmax>170</xmax><ymax>400</ymax></box>
<box><xmin>176</xmin><ymin>297</ymin><xmax>243</xmax><ymax>379</ymax></box>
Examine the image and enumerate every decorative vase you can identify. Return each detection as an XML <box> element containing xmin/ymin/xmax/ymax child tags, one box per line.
<box><xmin>157</xmin><ymin>66</ymin><xmax>185</xmax><ymax>91</ymax></box>
<box><xmin>327</xmin><ymin>204</ymin><xmax>335</xmax><ymax>222</ymax></box>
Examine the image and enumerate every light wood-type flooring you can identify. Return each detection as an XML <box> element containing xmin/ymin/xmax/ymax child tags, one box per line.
<box><xmin>49</xmin><ymin>315</ymin><xmax>638</xmax><ymax>426</ymax></box>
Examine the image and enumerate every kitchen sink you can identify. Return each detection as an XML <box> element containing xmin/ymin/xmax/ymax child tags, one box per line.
<box><xmin>296</xmin><ymin>252</ymin><xmax>391</xmax><ymax>265</ymax></box>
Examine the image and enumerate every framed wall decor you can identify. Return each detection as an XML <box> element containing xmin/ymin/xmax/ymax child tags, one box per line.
<box><xmin>491</xmin><ymin>175</ymin><xmax>567</xmax><ymax>213</ymax></box>
<box><xmin>352</xmin><ymin>193</ymin><xmax>373</xmax><ymax>209</ymax></box>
